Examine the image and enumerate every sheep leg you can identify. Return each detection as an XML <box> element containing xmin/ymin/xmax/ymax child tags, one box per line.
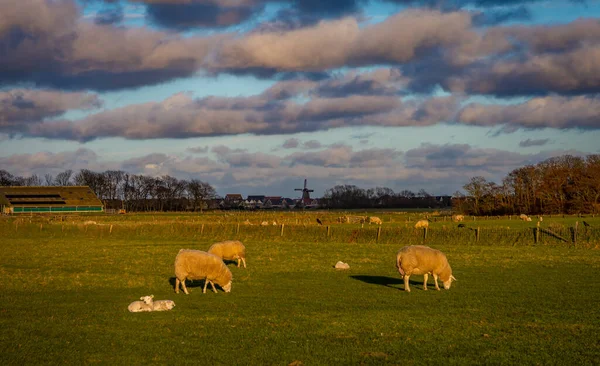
<box><xmin>210</xmin><ymin>281</ymin><xmax>218</xmax><ymax>293</ymax></box>
<box><xmin>236</xmin><ymin>258</ymin><xmax>241</xmax><ymax>268</ymax></box>
<box><xmin>423</xmin><ymin>273</ymin><xmax>428</xmax><ymax>291</ymax></box>
<box><xmin>241</xmin><ymin>258</ymin><xmax>246</xmax><ymax>268</ymax></box>
<box><xmin>203</xmin><ymin>280</ymin><xmax>208</xmax><ymax>294</ymax></box>
<box><xmin>433</xmin><ymin>274</ymin><xmax>440</xmax><ymax>291</ymax></box>
<box><xmin>181</xmin><ymin>280</ymin><xmax>190</xmax><ymax>295</ymax></box>
<box><xmin>404</xmin><ymin>274</ymin><xmax>411</xmax><ymax>292</ymax></box>
<box><xmin>175</xmin><ymin>278</ymin><xmax>180</xmax><ymax>294</ymax></box>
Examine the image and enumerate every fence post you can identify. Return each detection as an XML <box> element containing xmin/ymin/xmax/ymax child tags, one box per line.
<box><xmin>109</xmin><ymin>225</ymin><xmax>113</xmax><ymax>234</ymax></box>
<box><xmin>327</xmin><ymin>225</ymin><xmax>331</xmax><ymax>237</ymax></box>
<box><xmin>476</xmin><ymin>227</ymin><xmax>480</xmax><ymax>241</ymax></box>
<box><xmin>280</xmin><ymin>224</ymin><xmax>284</xmax><ymax>237</ymax></box>
<box><xmin>236</xmin><ymin>223</ymin><xmax>240</xmax><ymax>234</ymax></box>
<box><xmin>423</xmin><ymin>227</ymin><xmax>427</xmax><ymax>240</ymax></box>
<box><xmin>535</xmin><ymin>221</ymin><xmax>540</xmax><ymax>244</ymax></box>
<box><xmin>40</xmin><ymin>224</ymin><xmax>43</xmax><ymax>231</ymax></box>
<box><xmin>377</xmin><ymin>226</ymin><xmax>382</xmax><ymax>242</ymax></box>
<box><xmin>201</xmin><ymin>224</ymin><xmax>204</xmax><ymax>235</ymax></box>
<box><xmin>574</xmin><ymin>222</ymin><xmax>578</xmax><ymax>247</ymax></box>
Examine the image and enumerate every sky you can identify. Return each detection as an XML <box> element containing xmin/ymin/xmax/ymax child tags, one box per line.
<box><xmin>1</xmin><ymin>0</ymin><xmax>600</xmax><ymax>199</ymax></box>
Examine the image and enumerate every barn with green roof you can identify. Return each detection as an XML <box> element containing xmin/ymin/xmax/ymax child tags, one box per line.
<box><xmin>0</xmin><ymin>186</ymin><xmax>104</xmax><ymax>214</ymax></box>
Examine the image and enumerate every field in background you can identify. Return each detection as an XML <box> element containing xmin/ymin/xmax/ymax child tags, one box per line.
<box><xmin>1</xmin><ymin>211</ymin><xmax>600</xmax><ymax>364</ymax></box>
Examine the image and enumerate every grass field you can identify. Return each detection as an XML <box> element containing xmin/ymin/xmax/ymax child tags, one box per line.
<box><xmin>1</xmin><ymin>211</ymin><xmax>600</xmax><ymax>365</ymax></box>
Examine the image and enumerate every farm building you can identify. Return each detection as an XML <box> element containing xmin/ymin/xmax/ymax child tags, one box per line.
<box><xmin>0</xmin><ymin>186</ymin><xmax>104</xmax><ymax>214</ymax></box>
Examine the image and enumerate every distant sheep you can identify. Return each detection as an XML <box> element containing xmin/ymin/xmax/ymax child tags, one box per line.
<box><xmin>243</xmin><ymin>220</ymin><xmax>253</xmax><ymax>226</ymax></box>
<box><xmin>174</xmin><ymin>250</ymin><xmax>233</xmax><ymax>294</ymax></box>
<box><xmin>519</xmin><ymin>214</ymin><xmax>532</xmax><ymax>222</ymax></box>
<box><xmin>414</xmin><ymin>220</ymin><xmax>429</xmax><ymax>229</ymax></box>
<box><xmin>396</xmin><ymin>245</ymin><xmax>456</xmax><ymax>292</ymax></box>
<box><xmin>368</xmin><ymin>216</ymin><xmax>383</xmax><ymax>225</ymax></box>
<box><xmin>261</xmin><ymin>221</ymin><xmax>269</xmax><ymax>226</ymax></box>
<box><xmin>83</xmin><ymin>220</ymin><xmax>97</xmax><ymax>225</ymax></box>
<box><xmin>452</xmin><ymin>215</ymin><xmax>464</xmax><ymax>222</ymax></box>
<box><xmin>208</xmin><ymin>240</ymin><xmax>247</xmax><ymax>268</ymax></box>
<box><xmin>128</xmin><ymin>295</ymin><xmax>154</xmax><ymax>312</ymax></box>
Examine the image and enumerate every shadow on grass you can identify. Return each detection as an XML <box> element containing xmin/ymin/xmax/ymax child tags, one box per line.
<box><xmin>350</xmin><ymin>275</ymin><xmax>426</xmax><ymax>290</ymax></box>
<box><xmin>168</xmin><ymin>277</ymin><xmax>210</xmax><ymax>291</ymax></box>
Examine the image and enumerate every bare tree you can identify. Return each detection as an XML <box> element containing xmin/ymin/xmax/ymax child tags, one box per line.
<box><xmin>54</xmin><ymin>170</ymin><xmax>73</xmax><ymax>186</ymax></box>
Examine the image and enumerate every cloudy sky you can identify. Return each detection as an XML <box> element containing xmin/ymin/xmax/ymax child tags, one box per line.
<box><xmin>1</xmin><ymin>0</ymin><xmax>599</xmax><ymax>198</ymax></box>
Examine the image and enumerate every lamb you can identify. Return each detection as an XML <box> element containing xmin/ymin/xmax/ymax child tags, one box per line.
<box><xmin>174</xmin><ymin>250</ymin><xmax>232</xmax><ymax>294</ymax></box>
<box><xmin>395</xmin><ymin>245</ymin><xmax>456</xmax><ymax>292</ymax></box>
<box><xmin>452</xmin><ymin>215</ymin><xmax>464</xmax><ymax>222</ymax></box>
<box><xmin>208</xmin><ymin>240</ymin><xmax>247</xmax><ymax>268</ymax></box>
<box><xmin>368</xmin><ymin>216</ymin><xmax>383</xmax><ymax>225</ymax></box>
<box><xmin>128</xmin><ymin>295</ymin><xmax>155</xmax><ymax>312</ymax></box>
<box><xmin>414</xmin><ymin>220</ymin><xmax>429</xmax><ymax>229</ymax></box>
<box><xmin>152</xmin><ymin>299</ymin><xmax>176</xmax><ymax>311</ymax></box>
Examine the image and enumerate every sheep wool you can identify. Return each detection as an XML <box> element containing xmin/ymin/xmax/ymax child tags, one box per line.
<box><xmin>152</xmin><ymin>300</ymin><xmax>176</xmax><ymax>311</ymax></box>
<box><xmin>368</xmin><ymin>216</ymin><xmax>383</xmax><ymax>225</ymax></box>
<box><xmin>414</xmin><ymin>220</ymin><xmax>429</xmax><ymax>229</ymax></box>
<box><xmin>208</xmin><ymin>240</ymin><xmax>247</xmax><ymax>268</ymax></box>
<box><xmin>174</xmin><ymin>250</ymin><xmax>232</xmax><ymax>294</ymax></box>
<box><xmin>128</xmin><ymin>295</ymin><xmax>154</xmax><ymax>313</ymax></box>
<box><xmin>396</xmin><ymin>245</ymin><xmax>456</xmax><ymax>292</ymax></box>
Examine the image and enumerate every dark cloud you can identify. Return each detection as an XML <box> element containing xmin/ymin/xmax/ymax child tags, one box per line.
<box><xmin>519</xmin><ymin>138</ymin><xmax>550</xmax><ymax>147</ymax></box>
<box><xmin>0</xmin><ymin>89</ymin><xmax>101</xmax><ymax>132</ymax></box>
<box><xmin>94</xmin><ymin>6</ymin><xmax>124</xmax><ymax>25</ymax></box>
<box><xmin>282</xmin><ymin>138</ymin><xmax>300</xmax><ymax>148</ymax></box>
<box><xmin>146</xmin><ymin>2</ymin><xmax>260</xmax><ymax>29</ymax></box>
<box><xmin>472</xmin><ymin>6</ymin><xmax>531</xmax><ymax>26</ymax></box>
<box><xmin>186</xmin><ymin>146</ymin><xmax>209</xmax><ymax>153</ymax></box>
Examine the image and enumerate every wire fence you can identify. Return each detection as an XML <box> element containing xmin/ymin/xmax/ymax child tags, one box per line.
<box><xmin>3</xmin><ymin>220</ymin><xmax>599</xmax><ymax>248</ymax></box>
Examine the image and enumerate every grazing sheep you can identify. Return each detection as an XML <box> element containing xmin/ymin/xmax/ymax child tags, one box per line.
<box><xmin>128</xmin><ymin>295</ymin><xmax>155</xmax><ymax>312</ymax></box>
<box><xmin>243</xmin><ymin>220</ymin><xmax>253</xmax><ymax>226</ymax></box>
<box><xmin>519</xmin><ymin>214</ymin><xmax>532</xmax><ymax>221</ymax></box>
<box><xmin>152</xmin><ymin>299</ymin><xmax>176</xmax><ymax>311</ymax></box>
<box><xmin>272</xmin><ymin>221</ymin><xmax>277</xmax><ymax>226</ymax></box>
<box><xmin>83</xmin><ymin>220</ymin><xmax>97</xmax><ymax>225</ymax></box>
<box><xmin>452</xmin><ymin>215</ymin><xmax>464</xmax><ymax>222</ymax></box>
<box><xmin>368</xmin><ymin>216</ymin><xmax>383</xmax><ymax>225</ymax></box>
<box><xmin>396</xmin><ymin>245</ymin><xmax>456</xmax><ymax>292</ymax></box>
<box><xmin>261</xmin><ymin>221</ymin><xmax>269</xmax><ymax>226</ymax></box>
<box><xmin>208</xmin><ymin>240</ymin><xmax>247</xmax><ymax>268</ymax></box>
<box><xmin>414</xmin><ymin>220</ymin><xmax>429</xmax><ymax>229</ymax></box>
<box><xmin>174</xmin><ymin>250</ymin><xmax>232</xmax><ymax>294</ymax></box>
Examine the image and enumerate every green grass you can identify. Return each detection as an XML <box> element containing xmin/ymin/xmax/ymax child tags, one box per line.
<box><xmin>2</xmin><ymin>230</ymin><xmax>600</xmax><ymax>365</ymax></box>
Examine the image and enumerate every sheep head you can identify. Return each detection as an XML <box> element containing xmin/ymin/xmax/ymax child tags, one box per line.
<box><xmin>222</xmin><ymin>281</ymin><xmax>232</xmax><ymax>293</ymax></box>
<box><xmin>443</xmin><ymin>275</ymin><xmax>457</xmax><ymax>290</ymax></box>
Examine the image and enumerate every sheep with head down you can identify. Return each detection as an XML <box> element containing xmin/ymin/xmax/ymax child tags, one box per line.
<box><xmin>396</xmin><ymin>245</ymin><xmax>456</xmax><ymax>292</ymax></box>
<box><xmin>208</xmin><ymin>240</ymin><xmax>247</xmax><ymax>268</ymax></box>
<box><xmin>174</xmin><ymin>250</ymin><xmax>232</xmax><ymax>294</ymax></box>
<box><xmin>414</xmin><ymin>220</ymin><xmax>429</xmax><ymax>229</ymax></box>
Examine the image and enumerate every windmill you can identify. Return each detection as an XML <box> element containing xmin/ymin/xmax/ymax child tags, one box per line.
<box><xmin>295</xmin><ymin>179</ymin><xmax>314</xmax><ymax>206</ymax></box>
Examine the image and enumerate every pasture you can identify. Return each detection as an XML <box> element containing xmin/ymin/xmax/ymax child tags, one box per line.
<box><xmin>1</xmin><ymin>212</ymin><xmax>600</xmax><ymax>364</ymax></box>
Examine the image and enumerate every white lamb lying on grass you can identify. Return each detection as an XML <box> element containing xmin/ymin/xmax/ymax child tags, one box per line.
<box><xmin>128</xmin><ymin>295</ymin><xmax>155</xmax><ymax>312</ymax></box>
<box><xmin>128</xmin><ymin>295</ymin><xmax>176</xmax><ymax>312</ymax></box>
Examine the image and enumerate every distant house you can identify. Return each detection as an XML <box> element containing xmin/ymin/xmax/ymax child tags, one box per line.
<box><xmin>223</xmin><ymin>194</ymin><xmax>244</xmax><ymax>208</ymax></box>
<box><xmin>246</xmin><ymin>195</ymin><xmax>265</xmax><ymax>209</ymax></box>
<box><xmin>263</xmin><ymin>196</ymin><xmax>283</xmax><ymax>208</ymax></box>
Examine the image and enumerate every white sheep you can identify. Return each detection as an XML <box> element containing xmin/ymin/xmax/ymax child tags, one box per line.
<box><xmin>152</xmin><ymin>299</ymin><xmax>176</xmax><ymax>311</ymax></box>
<box><xmin>452</xmin><ymin>215</ymin><xmax>464</xmax><ymax>222</ymax></box>
<box><xmin>396</xmin><ymin>245</ymin><xmax>456</xmax><ymax>292</ymax></box>
<box><xmin>208</xmin><ymin>240</ymin><xmax>247</xmax><ymax>268</ymax></box>
<box><xmin>519</xmin><ymin>214</ymin><xmax>531</xmax><ymax>221</ymax></box>
<box><xmin>414</xmin><ymin>220</ymin><xmax>429</xmax><ymax>229</ymax></box>
<box><xmin>128</xmin><ymin>295</ymin><xmax>155</xmax><ymax>312</ymax></box>
<box><xmin>174</xmin><ymin>250</ymin><xmax>232</xmax><ymax>294</ymax></box>
<box><xmin>261</xmin><ymin>221</ymin><xmax>269</xmax><ymax>226</ymax></box>
<box><xmin>368</xmin><ymin>216</ymin><xmax>382</xmax><ymax>225</ymax></box>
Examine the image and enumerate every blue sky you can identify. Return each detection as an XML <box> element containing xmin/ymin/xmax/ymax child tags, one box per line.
<box><xmin>1</xmin><ymin>0</ymin><xmax>599</xmax><ymax>198</ymax></box>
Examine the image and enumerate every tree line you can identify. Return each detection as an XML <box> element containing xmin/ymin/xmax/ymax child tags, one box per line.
<box><xmin>456</xmin><ymin>154</ymin><xmax>600</xmax><ymax>215</ymax></box>
<box><xmin>2</xmin><ymin>153</ymin><xmax>598</xmax><ymax>214</ymax></box>
<box><xmin>0</xmin><ymin>169</ymin><xmax>217</xmax><ymax>212</ymax></box>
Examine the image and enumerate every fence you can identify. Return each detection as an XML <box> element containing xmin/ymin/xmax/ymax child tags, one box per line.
<box><xmin>3</xmin><ymin>220</ymin><xmax>599</xmax><ymax>248</ymax></box>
